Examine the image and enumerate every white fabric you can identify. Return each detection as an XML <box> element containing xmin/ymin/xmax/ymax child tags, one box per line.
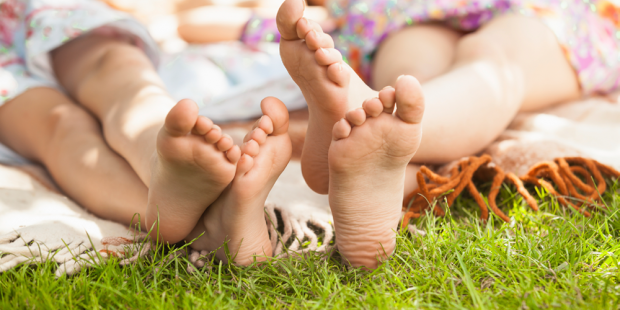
<box><xmin>159</xmin><ymin>42</ymin><xmax>306</xmax><ymax>123</ymax></box>
<box><xmin>0</xmin><ymin>164</ymin><xmax>149</xmax><ymax>276</ymax></box>
<box><xmin>484</xmin><ymin>97</ymin><xmax>620</xmax><ymax>176</ymax></box>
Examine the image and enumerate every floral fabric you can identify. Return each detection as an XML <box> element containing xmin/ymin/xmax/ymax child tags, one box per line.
<box><xmin>328</xmin><ymin>0</ymin><xmax>620</xmax><ymax>95</ymax></box>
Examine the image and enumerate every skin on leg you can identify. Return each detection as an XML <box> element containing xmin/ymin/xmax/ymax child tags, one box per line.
<box><xmin>372</xmin><ymin>14</ymin><xmax>580</xmax><ymax>163</ymax></box>
<box><xmin>371</xmin><ymin>23</ymin><xmax>463</xmax><ymax>88</ymax></box>
<box><xmin>52</xmin><ymin>35</ymin><xmax>242</xmax><ymax>243</ymax></box>
<box><xmin>52</xmin><ymin>35</ymin><xmax>171</xmax><ymax>185</ymax></box>
<box><xmin>0</xmin><ymin>88</ymin><xmax>148</xmax><ymax>227</ymax></box>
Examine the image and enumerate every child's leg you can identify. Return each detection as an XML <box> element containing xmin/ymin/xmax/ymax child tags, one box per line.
<box><xmin>371</xmin><ymin>23</ymin><xmax>463</xmax><ymax>87</ymax></box>
<box><xmin>52</xmin><ymin>34</ymin><xmax>242</xmax><ymax>244</ymax></box>
<box><xmin>0</xmin><ymin>88</ymin><xmax>148</xmax><ymax>227</ymax></box>
<box><xmin>392</xmin><ymin>14</ymin><xmax>581</xmax><ymax>163</ymax></box>
<box><xmin>278</xmin><ymin>0</ymin><xmax>424</xmax><ymax>269</ymax></box>
<box><xmin>277</xmin><ymin>0</ymin><xmax>580</xmax><ymax>268</ymax></box>
<box><xmin>279</xmin><ymin>0</ymin><xmax>580</xmax><ymax>193</ymax></box>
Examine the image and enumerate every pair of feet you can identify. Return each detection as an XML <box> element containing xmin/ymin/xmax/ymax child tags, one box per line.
<box><xmin>277</xmin><ymin>0</ymin><xmax>425</xmax><ymax>268</ymax></box>
<box><xmin>147</xmin><ymin>97</ymin><xmax>292</xmax><ymax>266</ymax></box>
<box><xmin>147</xmin><ymin>0</ymin><xmax>426</xmax><ymax>269</ymax></box>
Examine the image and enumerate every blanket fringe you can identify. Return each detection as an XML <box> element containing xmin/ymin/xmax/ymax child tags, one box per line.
<box><xmin>402</xmin><ymin>156</ymin><xmax>620</xmax><ymax>226</ymax></box>
<box><xmin>186</xmin><ymin>203</ymin><xmax>335</xmax><ymax>273</ymax></box>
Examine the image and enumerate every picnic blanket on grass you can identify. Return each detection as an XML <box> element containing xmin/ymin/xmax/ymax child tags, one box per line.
<box><xmin>1</xmin><ymin>95</ymin><xmax>619</xmax><ymax>276</ymax></box>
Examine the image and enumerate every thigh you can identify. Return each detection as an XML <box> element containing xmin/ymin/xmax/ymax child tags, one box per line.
<box><xmin>371</xmin><ymin>23</ymin><xmax>462</xmax><ymax>89</ymax></box>
<box><xmin>462</xmin><ymin>14</ymin><xmax>581</xmax><ymax>111</ymax></box>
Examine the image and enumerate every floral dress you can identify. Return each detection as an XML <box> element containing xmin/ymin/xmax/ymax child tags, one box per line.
<box><xmin>328</xmin><ymin>0</ymin><xmax>620</xmax><ymax>95</ymax></box>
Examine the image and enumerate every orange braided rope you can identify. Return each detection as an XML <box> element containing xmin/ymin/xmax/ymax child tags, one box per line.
<box><xmin>402</xmin><ymin>156</ymin><xmax>620</xmax><ymax>227</ymax></box>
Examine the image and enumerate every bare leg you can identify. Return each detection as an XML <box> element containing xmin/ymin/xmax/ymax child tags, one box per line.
<box><xmin>0</xmin><ymin>88</ymin><xmax>148</xmax><ymax>227</ymax></box>
<box><xmin>279</xmin><ymin>0</ymin><xmax>581</xmax><ymax>192</ymax></box>
<box><xmin>52</xmin><ymin>35</ymin><xmax>242</xmax><ymax>243</ymax></box>
<box><xmin>277</xmin><ymin>0</ymin><xmax>581</xmax><ymax>268</ymax></box>
<box><xmin>277</xmin><ymin>0</ymin><xmax>424</xmax><ymax>268</ymax></box>
<box><xmin>375</xmin><ymin>15</ymin><xmax>580</xmax><ymax>163</ymax></box>
<box><xmin>52</xmin><ymin>35</ymin><xmax>172</xmax><ymax>184</ymax></box>
<box><xmin>372</xmin><ymin>23</ymin><xmax>463</xmax><ymax>87</ymax></box>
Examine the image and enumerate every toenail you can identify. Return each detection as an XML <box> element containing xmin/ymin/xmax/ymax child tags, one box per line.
<box><xmin>320</xmin><ymin>48</ymin><xmax>328</xmax><ymax>55</ymax></box>
<box><xmin>337</xmin><ymin>63</ymin><xmax>342</xmax><ymax>71</ymax></box>
<box><xmin>396</xmin><ymin>75</ymin><xmax>405</xmax><ymax>81</ymax></box>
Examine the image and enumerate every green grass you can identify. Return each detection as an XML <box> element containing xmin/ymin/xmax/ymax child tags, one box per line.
<box><xmin>1</xmin><ymin>181</ymin><xmax>619</xmax><ymax>309</ymax></box>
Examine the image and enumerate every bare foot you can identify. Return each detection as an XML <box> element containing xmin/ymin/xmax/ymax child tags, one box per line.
<box><xmin>328</xmin><ymin>76</ymin><xmax>425</xmax><ymax>269</ymax></box>
<box><xmin>277</xmin><ymin>0</ymin><xmax>377</xmax><ymax>194</ymax></box>
<box><xmin>187</xmin><ymin>97</ymin><xmax>292</xmax><ymax>266</ymax></box>
<box><xmin>147</xmin><ymin>99</ymin><xmax>241</xmax><ymax>243</ymax></box>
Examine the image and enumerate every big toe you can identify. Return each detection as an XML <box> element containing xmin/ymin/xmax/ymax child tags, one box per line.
<box><xmin>395</xmin><ymin>76</ymin><xmax>425</xmax><ymax>124</ymax></box>
<box><xmin>277</xmin><ymin>0</ymin><xmax>305</xmax><ymax>41</ymax></box>
<box><xmin>260</xmin><ymin>97</ymin><xmax>289</xmax><ymax>136</ymax></box>
<box><xmin>165</xmin><ymin>99</ymin><xmax>199</xmax><ymax>136</ymax></box>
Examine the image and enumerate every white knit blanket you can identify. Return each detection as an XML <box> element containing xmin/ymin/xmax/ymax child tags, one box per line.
<box><xmin>0</xmin><ymin>160</ymin><xmax>332</xmax><ymax>276</ymax></box>
<box><xmin>1</xmin><ymin>96</ymin><xmax>619</xmax><ymax>276</ymax></box>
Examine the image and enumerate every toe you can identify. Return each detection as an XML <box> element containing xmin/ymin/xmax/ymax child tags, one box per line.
<box><xmin>332</xmin><ymin>118</ymin><xmax>352</xmax><ymax>141</ymax></box>
<box><xmin>246</xmin><ymin>128</ymin><xmax>268</xmax><ymax>145</ymax></box>
<box><xmin>260</xmin><ymin>97</ymin><xmax>290</xmax><ymax>136</ymax></box>
<box><xmin>306</xmin><ymin>30</ymin><xmax>334</xmax><ymax>51</ymax></box>
<box><xmin>395</xmin><ymin>75</ymin><xmax>425</xmax><ymax>124</ymax></box>
<box><xmin>345</xmin><ymin>108</ymin><xmax>366</xmax><ymax>126</ymax></box>
<box><xmin>378</xmin><ymin>86</ymin><xmax>396</xmax><ymax>114</ymax></box>
<box><xmin>326</xmin><ymin>62</ymin><xmax>350</xmax><ymax>87</ymax></box>
<box><xmin>241</xmin><ymin>140</ymin><xmax>260</xmax><ymax>157</ymax></box>
<box><xmin>242</xmin><ymin>139</ymin><xmax>260</xmax><ymax>157</ymax></box>
<box><xmin>362</xmin><ymin>98</ymin><xmax>384</xmax><ymax>118</ymax></box>
<box><xmin>192</xmin><ymin>116</ymin><xmax>214</xmax><ymax>136</ymax></box>
<box><xmin>315</xmin><ymin>48</ymin><xmax>342</xmax><ymax>66</ymax></box>
<box><xmin>256</xmin><ymin>115</ymin><xmax>274</xmax><ymax>135</ymax></box>
<box><xmin>204</xmin><ymin>125</ymin><xmax>222</xmax><ymax>144</ymax></box>
<box><xmin>235</xmin><ymin>154</ymin><xmax>254</xmax><ymax>177</ymax></box>
<box><xmin>216</xmin><ymin>134</ymin><xmax>234</xmax><ymax>152</ymax></box>
<box><xmin>276</xmin><ymin>0</ymin><xmax>305</xmax><ymax>41</ymax></box>
<box><xmin>226</xmin><ymin>145</ymin><xmax>241</xmax><ymax>164</ymax></box>
<box><xmin>164</xmin><ymin>99</ymin><xmax>199</xmax><ymax>137</ymax></box>
<box><xmin>296</xmin><ymin>17</ymin><xmax>324</xmax><ymax>42</ymax></box>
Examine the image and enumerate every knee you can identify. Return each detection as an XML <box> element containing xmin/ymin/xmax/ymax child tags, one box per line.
<box><xmin>455</xmin><ymin>31</ymin><xmax>527</xmax><ymax>100</ymax></box>
<box><xmin>456</xmin><ymin>14</ymin><xmax>558</xmax><ymax>65</ymax></box>
<box><xmin>47</xmin><ymin>104</ymin><xmax>101</xmax><ymax>147</ymax></box>
<box><xmin>454</xmin><ymin>32</ymin><xmax>509</xmax><ymax>66</ymax></box>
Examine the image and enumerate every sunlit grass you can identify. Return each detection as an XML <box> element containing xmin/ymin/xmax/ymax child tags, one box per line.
<box><xmin>1</xmin><ymin>181</ymin><xmax>619</xmax><ymax>309</ymax></box>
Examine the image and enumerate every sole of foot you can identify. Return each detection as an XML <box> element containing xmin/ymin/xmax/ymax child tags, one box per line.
<box><xmin>147</xmin><ymin>99</ymin><xmax>241</xmax><ymax>244</ymax></box>
<box><xmin>328</xmin><ymin>75</ymin><xmax>425</xmax><ymax>269</ymax></box>
<box><xmin>187</xmin><ymin>97</ymin><xmax>292</xmax><ymax>266</ymax></box>
<box><xmin>277</xmin><ymin>0</ymin><xmax>377</xmax><ymax>194</ymax></box>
